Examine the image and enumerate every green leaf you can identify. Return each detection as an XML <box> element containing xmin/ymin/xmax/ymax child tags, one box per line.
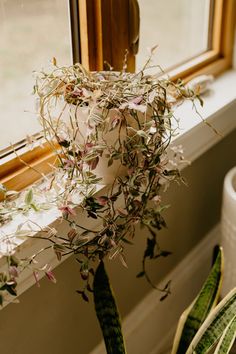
<box><xmin>136</xmin><ymin>271</ymin><xmax>145</xmax><ymax>278</ymax></box>
<box><xmin>136</xmin><ymin>130</ymin><xmax>148</xmax><ymax>138</ymax></box>
<box><xmin>214</xmin><ymin>315</ymin><xmax>236</xmax><ymax>354</ymax></box>
<box><xmin>81</xmin><ymin>292</ymin><xmax>89</xmax><ymax>302</ymax></box>
<box><xmin>197</xmin><ymin>95</ymin><xmax>204</xmax><ymax>107</ymax></box>
<box><xmin>25</xmin><ymin>189</ymin><xmax>33</xmax><ymax>205</ymax></box>
<box><xmin>93</xmin><ymin>261</ymin><xmax>126</xmax><ymax>354</ymax></box>
<box><xmin>30</xmin><ymin>203</ymin><xmax>40</xmax><ymax>212</ymax></box>
<box><xmin>5</xmin><ymin>283</ymin><xmax>17</xmax><ymax>296</ymax></box>
<box><xmin>108</xmin><ymin>158</ymin><xmax>114</xmax><ymax>167</ymax></box>
<box><xmin>144</xmin><ymin>237</ymin><xmax>156</xmax><ymax>259</ymax></box>
<box><xmin>171</xmin><ymin>247</ymin><xmax>223</xmax><ymax>354</ymax></box>
<box><xmin>9</xmin><ymin>255</ymin><xmax>20</xmax><ymax>267</ymax></box>
<box><xmin>186</xmin><ymin>287</ymin><xmax>236</xmax><ymax>354</ymax></box>
<box><xmin>121</xmin><ymin>238</ymin><xmax>134</xmax><ymax>245</ymax></box>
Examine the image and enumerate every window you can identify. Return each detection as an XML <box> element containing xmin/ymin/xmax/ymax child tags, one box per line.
<box><xmin>81</xmin><ymin>0</ymin><xmax>235</xmax><ymax>78</ymax></box>
<box><xmin>0</xmin><ymin>0</ymin><xmax>235</xmax><ymax>195</ymax></box>
<box><xmin>137</xmin><ymin>0</ymin><xmax>212</xmax><ymax>72</ymax></box>
<box><xmin>0</xmin><ymin>0</ymin><xmax>79</xmax><ymax>192</ymax></box>
<box><xmin>0</xmin><ymin>0</ymin><xmax>72</xmax><ymax>151</ymax></box>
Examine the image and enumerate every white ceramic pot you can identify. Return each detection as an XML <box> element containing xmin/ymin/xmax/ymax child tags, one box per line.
<box><xmin>50</xmin><ymin>72</ymin><xmax>154</xmax><ymax>185</ymax></box>
<box><xmin>58</xmin><ymin>105</ymin><xmax>126</xmax><ymax>184</ymax></box>
<box><xmin>221</xmin><ymin>166</ymin><xmax>236</xmax><ymax>297</ymax></box>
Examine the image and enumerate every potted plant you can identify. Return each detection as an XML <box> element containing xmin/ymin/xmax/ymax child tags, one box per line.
<box><xmin>0</xmin><ymin>56</ymin><xmax>205</xmax><ymax>350</ymax></box>
<box><xmin>93</xmin><ymin>247</ymin><xmax>236</xmax><ymax>354</ymax></box>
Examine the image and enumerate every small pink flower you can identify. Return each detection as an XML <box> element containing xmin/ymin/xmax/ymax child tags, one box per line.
<box><xmin>152</xmin><ymin>195</ymin><xmax>162</xmax><ymax>204</ymax></box>
<box><xmin>87</xmin><ymin>156</ymin><xmax>99</xmax><ymax>170</ymax></box>
<box><xmin>120</xmin><ymin>96</ymin><xmax>146</xmax><ymax>112</ymax></box>
<box><xmin>63</xmin><ymin>159</ymin><xmax>75</xmax><ymax>170</ymax></box>
<box><xmin>84</xmin><ymin>142</ymin><xmax>94</xmax><ymax>151</ymax></box>
<box><xmin>110</xmin><ymin>115</ymin><xmax>121</xmax><ymax>130</ymax></box>
<box><xmin>67</xmin><ymin>229</ymin><xmax>77</xmax><ymax>242</ymax></box>
<box><xmin>96</xmin><ymin>196</ymin><xmax>108</xmax><ymax>206</ymax></box>
<box><xmin>33</xmin><ymin>271</ymin><xmax>40</xmax><ymax>288</ymax></box>
<box><xmin>45</xmin><ymin>270</ymin><xmax>57</xmax><ymax>284</ymax></box>
<box><xmin>72</xmin><ymin>87</ymin><xmax>83</xmax><ymax>96</ymax></box>
<box><xmin>128</xmin><ymin>167</ymin><xmax>134</xmax><ymax>176</ymax></box>
<box><xmin>9</xmin><ymin>266</ymin><xmax>19</xmax><ymax>278</ymax></box>
<box><xmin>59</xmin><ymin>205</ymin><xmax>76</xmax><ymax>217</ymax></box>
<box><xmin>117</xmin><ymin>208</ymin><xmax>128</xmax><ymax>216</ymax></box>
<box><xmin>131</xmin><ymin>96</ymin><xmax>143</xmax><ymax>104</ymax></box>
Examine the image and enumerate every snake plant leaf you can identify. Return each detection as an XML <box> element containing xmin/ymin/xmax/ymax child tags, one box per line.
<box><xmin>171</xmin><ymin>247</ymin><xmax>223</xmax><ymax>354</ymax></box>
<box><xmin>186</xmin><ymin>287</ymin><xmax>236</xmax><ymax>354</ymax></box>
<box><xmin>93</xmin><ymin>261</ymin><xmax>126</xmax><ymax>354</ymax></box>
<box><xmin>213</xmin><ymin>314</ymin><xmax>236</xmax><ymax>354</ymax></box>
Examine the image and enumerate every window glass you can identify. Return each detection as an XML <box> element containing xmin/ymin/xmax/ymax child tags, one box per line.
<box><xmin>0</xmin><ymin>0</ymin><xmax>72</xmax><ymax>151</ymax></box>
<box><xmin>136</xmin><ymin>0</ymin><xmax>212</xmax><ymax>72</ymax></box>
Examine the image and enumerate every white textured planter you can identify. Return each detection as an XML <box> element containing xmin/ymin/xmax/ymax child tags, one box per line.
<box><xmin>221</xmin><ymin>166</ymin><xmax>236</xmax><ymax>297</ymax></box>
<box><xmin>56</xmin><ymin>74</ymin><xmax>154</xmax><ymax>184</ymax></box>
<box><xmin>64</xmin><ymin>105</ymin><xmax>152</xmax><ymax>184</ymax></box>
<box><xmin>59</xmin><ymin>105</ymin><xmax>126</xmax><ymax>184</ymax></box>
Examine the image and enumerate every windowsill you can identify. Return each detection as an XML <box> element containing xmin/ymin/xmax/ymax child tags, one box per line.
<box><xmin>172</xmin><ymin>69</ymin><xmax>236</xmax><ymax>162</ymax></box>
<box><xmin>1</xmin><ymin>69</ymin><xmax>236</xmax><ymax>307</ymax></box>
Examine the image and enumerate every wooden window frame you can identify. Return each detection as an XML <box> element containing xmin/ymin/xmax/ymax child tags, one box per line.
<box><xmin>79</xmin><ymin>0</ymin><xmax>235</xmax><ymax>78</ymax></box>
<box><xmin>0</xmin><ymin>143</ymin><xmax>57</xmax><ymax>193</ymax></box>
<box><xmin>0</xmin><ymin>0</ymin><xmax>235</xmax><ymax>197</ymax></box>
<box><xmin>169</xmin><ymin>0</ymin><xmax>236</xmax><ymax>81</ymax></box>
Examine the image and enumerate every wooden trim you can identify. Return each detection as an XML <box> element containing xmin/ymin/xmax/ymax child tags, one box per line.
<box><xmin>103</xmin><ymin>0</ymin><xmax>135</xmax><ymax>71</ymax></box>
<box><xmin>220</xmin><ymin>0</ymin><xmax>236</xmax><ymax>59</ymax></box>
<box><xmin>1</xmin><ymin>144</ymin><xmax>50</xmax><ymax>180</ymax></box>
<box><xmin>78</xmin><ymin>0</ymin><xmax>95</xmax><ymax>69</ymax></box>
<box><xmin>69</xmin><ymin>0</ymin><xmax>81</xmax><ymax>63</ymax></box>
<box><xmin>79</xmin><ymin>0</ymin><xmax>136</xmax><ymax>72</ymax></box>
<box><xmin>0</xmin><ymin>143</ymin><xmax>57</xmax><ymax>193</ymax></box>
<box><xmin>207</xmin><ymin>0</ymin><xmax>216</xmax><ymax>49</ymax></box>
<box><xmin>78</xmin><ymin>0</ymin><xmax>105</xmax><ymax>70</ymax></box>
<box><xmin>169</xmin><ymin>50</ymin><xmax>219</xmax><ymax>81</ymax></box>
<box><xmin>182</xmin><ymin>57</ymin><xmax>232</xmax><ymax>82</ymax></box>
<box><xmin>168</xmin><ymin>0</ymin><xmax>235</xmax><ymax>81</ymax></box>
<box><xmin>212</xmin><ymin>0</ymin><xmax>224</xmax><ymax>52</ymax></box>
<box><xmin>78</xmin><ymin>0</ymin><xmax>235</xmax><ymax>78</ymax></box>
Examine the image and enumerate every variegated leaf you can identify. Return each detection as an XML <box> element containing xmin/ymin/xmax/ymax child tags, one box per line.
<box><xmin>186</xmin><ymin>287</ymin><xmax>236</xmax><ymax>354</ymax></box>
<box><xmin>171</xmin><ymin>247</ymin><xmax>223</xmax><ymax>354</ymax></box>
<box><xmin>93</xmin><ymin>261</ymin><xmax>126</xmax><ymax>354</ymax></box>
<box><xmin>213</xmin><ymin>314</ymin><xmax>236</xmax><ymax>354</ymax></box>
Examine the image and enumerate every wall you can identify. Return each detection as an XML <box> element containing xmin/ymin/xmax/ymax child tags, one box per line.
<box><xmin>0</xmin><ymin>126</ymin><xmax>236</xmax><ymax>354</ymax></box>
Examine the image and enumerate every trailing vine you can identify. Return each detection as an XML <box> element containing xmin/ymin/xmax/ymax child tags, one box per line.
<box><xmin>0</xmin><ymin>56</ymin><xmax>202</xmax><ymax>303</ymax></box>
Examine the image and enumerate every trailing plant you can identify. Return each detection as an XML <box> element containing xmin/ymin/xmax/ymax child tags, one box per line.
<box><xmin>0</xmin><ymin>56</ymin><xmax>202</xmax><ymax>304</ymax></box>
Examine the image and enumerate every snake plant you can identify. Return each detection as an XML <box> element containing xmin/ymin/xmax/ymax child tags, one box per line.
<box><xmin>172</xmin><ymin>246</ymin><xmax>236</xmax><ymax>354</ymax></box>
<box><xmin>93</xmin><ymin>261</ymin><xmax>126</xmax><ymax>354</ymax></box>
<box><xmin>171</xmin><ymin>246</ymin><xmax>224</xmax><ymax>353</ymax></box>
<box><xmin>93</xmin><ymin>247</ymin><xmax>236</xmax><ymax>354</ymax></box>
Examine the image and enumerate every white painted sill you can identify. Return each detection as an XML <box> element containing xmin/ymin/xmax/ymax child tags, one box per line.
<box><xmin>173</xmin><ymin>69</ymin><xmax>236</xmax><ymax>162</ymax></box>
<box><xmin>0</xmin><ymin>69</ymin><xmax>236</xmax><ymax>306</ymax></box>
